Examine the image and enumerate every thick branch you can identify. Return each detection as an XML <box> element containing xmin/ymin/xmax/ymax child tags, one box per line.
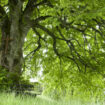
<box><xmin>23</xmin><ymin>0</ymin><xmax>37</xmax><ymax>18</ymax></box>
<box><xmin>34</xmin><ymin>16</ymin><xmax>51</xmax><ymax>23</ymax></box>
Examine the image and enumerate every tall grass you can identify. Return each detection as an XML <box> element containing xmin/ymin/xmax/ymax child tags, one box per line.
<box><xmin>0</xmin><ymin>92</ymin><xmax>104</xmax><ymax>105</ymax></box>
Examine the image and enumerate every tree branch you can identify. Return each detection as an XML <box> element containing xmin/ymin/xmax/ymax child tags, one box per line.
<box><xmin>25</xmin><ymin>29</ymin><xmax>41</xmax><ymax>59</ymax></box>
<box><xmin>34</xmin><ymin>23</ymin><xmax>83</xmax><ymax>72</ymax></box>
<box><xmin>34</xmin><ymin>16</ymin><xmax>51</xmax><ymax>23</ymax></box>
<box><xmin>33</xmin><ymin>0</ymin><xmax>53</xmax><ymax>8</ymax></box>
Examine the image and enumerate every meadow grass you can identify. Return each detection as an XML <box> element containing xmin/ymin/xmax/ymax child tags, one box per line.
<box><xmin>0</xmin><ymin>92</ymin><xmax>104</xmax><ymax>105</ymax></box>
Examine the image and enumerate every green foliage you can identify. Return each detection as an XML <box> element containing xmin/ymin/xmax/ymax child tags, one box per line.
<box><xmin>0</xmin><ymin>0</ymin><xmax>8</xmax><ymax>6</ymax></box>
<box><xmin>1</xmin><ymin>0</ymin><xmax>105</xmax><ymax>101</ymax></box>
<box><xmin>0</xmin><ymin>67</ymin><xmax>8</xmax><ymax>83</ymax></box>
<box><xmin>23</xmin><ymin>0</ymin><xmax>105</xmax><ymax>99</ymax></box>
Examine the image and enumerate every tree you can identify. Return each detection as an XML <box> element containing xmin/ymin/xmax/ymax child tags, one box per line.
<box><xmin>0</xmin><ymin>0</ymin><xmax>54</xmax><ymax>83</ymax></box>
<box><xmin>0</xmin><ymin>0</ymin><xmax>105</xmax><ymax>92</ymax></box>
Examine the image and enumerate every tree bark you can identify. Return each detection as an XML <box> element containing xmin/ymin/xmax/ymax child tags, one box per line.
<box><xmin>0</xmin><ymin>0</ymin><xmax>28</xmax><ymax>84</ymax></box>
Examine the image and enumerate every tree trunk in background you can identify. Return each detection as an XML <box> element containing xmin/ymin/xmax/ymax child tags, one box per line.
<box><xmin>0</xmin><ymin>1</ymin><xmax>26</xmax><ymax>84</ymax></box>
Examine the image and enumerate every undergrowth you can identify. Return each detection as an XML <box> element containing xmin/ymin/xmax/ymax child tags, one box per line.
<box><xmin>0</xmin><ymin>92</ymin><xmax>104</xmax><ymax>105</ymax></box>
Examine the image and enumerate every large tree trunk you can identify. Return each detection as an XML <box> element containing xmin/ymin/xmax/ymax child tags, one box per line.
<box><xmin>0</xmin><ymin>0</ymin><xmax>27</xmax><ymax>84</ymax></box>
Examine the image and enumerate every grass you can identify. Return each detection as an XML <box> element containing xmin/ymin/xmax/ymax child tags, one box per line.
<box><xmin>0</xmin><ymin>92</ymin><xmax>104</xmax><ymax>105</ymax></box>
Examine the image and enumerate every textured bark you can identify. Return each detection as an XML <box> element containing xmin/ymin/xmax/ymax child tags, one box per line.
<box><xmin>0</xmin><ymin>0</ymin><xmax>28</xmax><ymax>83</ymax></box>
<box><xmin>0</xmin><ymin>0</ymin><xmax>38</xmax><ymax>83</ymax></box>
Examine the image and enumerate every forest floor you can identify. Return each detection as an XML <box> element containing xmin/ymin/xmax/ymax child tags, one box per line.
<box><xmin>0</xmin><ymin>92</ymin><xmax>104</xmax><ymax>105</ymax></box>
